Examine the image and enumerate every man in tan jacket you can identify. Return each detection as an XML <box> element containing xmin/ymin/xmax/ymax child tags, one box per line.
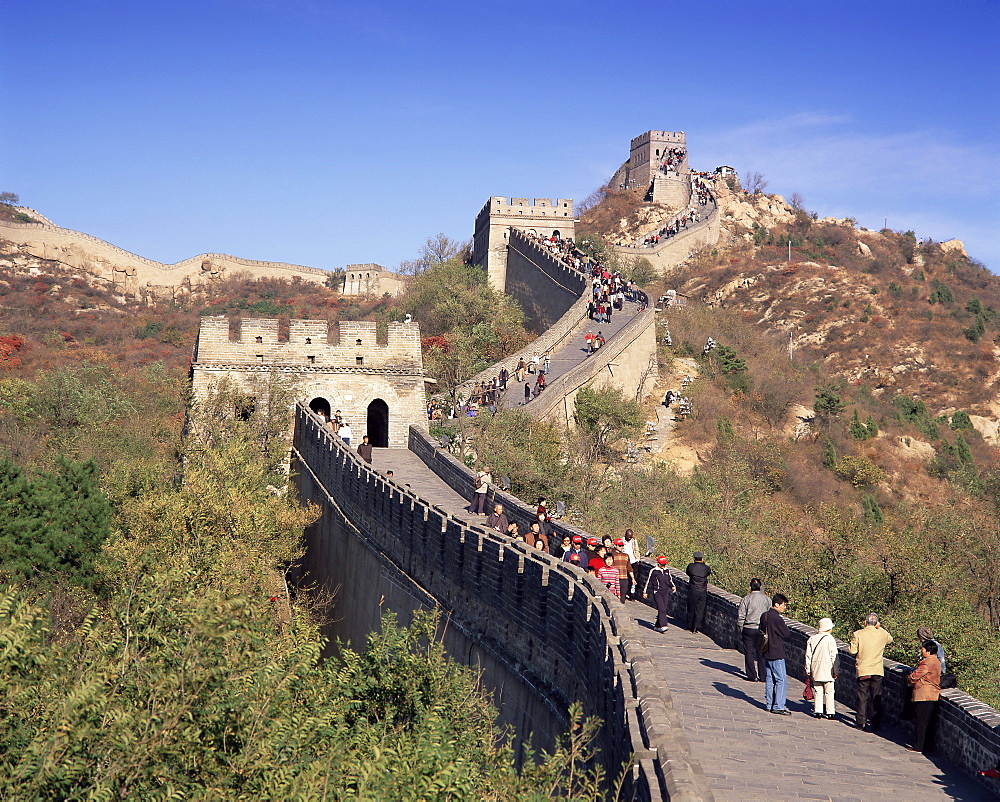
<box><xmin>849</xmin><ymin>613</ymin><xmax>893</xmax><ymax>731</ymax></box>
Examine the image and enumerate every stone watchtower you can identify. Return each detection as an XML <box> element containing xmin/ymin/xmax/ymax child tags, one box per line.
<box><xmin>472</xmin><ymin>197</ymin><xmax>575</xmax><ymax>292</ymax></box>
<box><xmin>191</xmin><ymin>316</ymin><xmax>427</xmax><ymax>448</ymax></box>
<box><xmin>613</xmin><ymin>131</ymin><xmax>691</xmax><ymax>208</ymax></box>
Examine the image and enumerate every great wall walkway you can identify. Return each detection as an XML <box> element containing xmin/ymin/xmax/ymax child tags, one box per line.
<box><xmin>499</xmin><ymin>297</ymin><xmax>643</xmax><ymax>411</ymax></box>
<box><xmin>366</xmin><ymin>445</ymin><xmax>985</xmax><ymax>799</ymax></box>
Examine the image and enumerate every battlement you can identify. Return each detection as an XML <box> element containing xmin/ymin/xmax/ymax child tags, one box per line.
<box><xmin>193</xmin><ymin>316</ymin><xmax>422</xmax><ymax>367</ymax></box>
<box><xmin>630</xmin><ymin>130</ymin><xmax>686</xmax><ymax>149</ymax></box>
<box><xmin>478</xmin><ymin>196</ymin><xmax>575</xmax><ymax>220</ymax></box>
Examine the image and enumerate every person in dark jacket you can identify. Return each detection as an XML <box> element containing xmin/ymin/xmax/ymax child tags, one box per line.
<box><xmin>760</xmin><ymin>593</ymin><xmax>791</xmax><ymax>714</ymax></box>
<box><xmin>356</xmin><ymin>435</ymin><xmax>373</xmax><ymax>463</ymax></box>
<box><xmin>685</xmin><ymin>552</ymin><xmax>712</xmax><ymax>633</ymax></box>
<box><xmin>643</xmin><ymin>556</ymin><xmax>676</xmax><ymax>632</ymax></box>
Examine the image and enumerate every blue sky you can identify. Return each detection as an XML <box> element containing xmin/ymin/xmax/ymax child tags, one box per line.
<box><xmin>3</xmin><ymin>1</ymin><xmax>998</xmax><ymax>271</ymax></box>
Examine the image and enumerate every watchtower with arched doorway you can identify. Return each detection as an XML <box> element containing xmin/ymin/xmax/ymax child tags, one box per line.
<box><xmin>472</xmin><ymin>196</ymin><xmax>576</xmax><ymax>292</ymax></box>
<box><xmin>192</xmin><ymin>316</ymin><xmax>428</xmax><ymax>448</ymax></box>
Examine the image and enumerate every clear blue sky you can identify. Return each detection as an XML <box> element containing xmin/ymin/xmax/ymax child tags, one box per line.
<box><xmin>3</xmin><ymin>1</ymin><xmax>998</xmax><ymax>271</ymax></box>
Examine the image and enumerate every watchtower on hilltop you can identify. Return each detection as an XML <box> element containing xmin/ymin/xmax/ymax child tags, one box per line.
<box><xmin>191</xmin><ymin>316</ymin><xmax>427</xmax><ymax>448</ymax></box>
<box><xmin>342</xmin><ymin>264</ymin><xmax>409</xmax><ymax>297</ymax></box>
<box><xmin>612</xmin><ymin>130</ymin><xmax>691</xmax><ymax>207</ymax></box>
<box><xmin>472</xmin><ymin>197</ymin><xmax>576</xmax><ymax>292</ymax></box>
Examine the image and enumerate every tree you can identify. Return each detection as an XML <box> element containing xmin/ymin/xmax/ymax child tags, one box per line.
<box><xmin>951</xmin><ymin>410</ymin><xmax>973</xmax><ymax>431</ymax></box>
<box><xmin>789</xmin><ymin>192</ymin><xmax>806</xmax><ymax>212</ymax></box>
<box><xmin>398</xmin><ymin>233</ymin><xmax>470</xmax><ymax>275</ymax></box>
<box><xmin>850</xmin><ymin>410</ymin><xmax>872</xmax><ymax>440</ymax></box>
<box><xmin>0</xmin><ymin>457</ymin><xmax>111</xmax><ymax>587</ymax></box>
<box><xmin>628</xmin><ymin>256</ymin><xmax>657</xmax><ymax>287</ymax></box>
<box><xmin>814</xmin><ymin>384</ymin><xmax>846</xmax><ymax>417</ymax></box>
<box><xmin>0</xmin><ymin>192</ymin><xmax>19</xmax><ymax>206</ymax></box>
<box><xmin>743</xmin><ymin>171</ymin><xmax>769</xmax><ymax>195</ymax></box>
<box><xmin>573</xmin><ymin>386</ymin><xmax>643</xmax><ymax>457</ymax></box>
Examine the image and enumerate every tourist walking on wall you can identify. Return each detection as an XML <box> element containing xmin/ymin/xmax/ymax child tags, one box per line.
<box><xmin>356</xmin><ymin>435</ymin><xmax>373</xmax><ymax>463</ymax></box>
<box><xmin>339</xmin><ymin>421</ymin><xmax>352</xmax><ymax>446</ymax></box>
<box><xmin>760</xmin><ymin>593</ymin><xmax>791</xmax><ymax>714</ymax></box>
<box><xmin>736</xmin><ymin>578</ymin><xmax>770</xmax><ymax>682</ymax></box>
<box><xmin>486</xmin><ymin>502</ymin><xmax>508</xmax><ymax>533</ymax></box>
<box><xmin>805</xmin><ymin>618</ymin><xmax>839</xmax><ymax>719</ymax></box>
<box><xmin>908</xmin><ymin>639</ymin><xmax>942</xmax><ymax>753</ymax></box>
<box><xmin>612</xmin><ymin>539</ymin><xmax>635</xmax><ymax>601</ymax></box>
<box><xmin>515</xmin><ymin>358</ymin><xmax>526</xmax><ymax>382</ymax></box>
<box><xmin>849</xmin><ymin>613</ymin><xmax>893</xmax><ymax>731</ymax></box>
<box><xmin>643</xmin><ymin>556</ymin><xmax>675</xmax><ymax>632</ymax></box>
<box><xmin>597</xmin><ymin>554</ymin><xmax>621</xmax><ymax>599</ymax></box>
<box><xmin>685</xmin><ymin>552</ymin><xmax>711</xmax><ymax>633</ymax></box>
<box><xmin>470</xmin><ymin>466</ymin><xmax>491</xmax><ymax>516</ymax></box>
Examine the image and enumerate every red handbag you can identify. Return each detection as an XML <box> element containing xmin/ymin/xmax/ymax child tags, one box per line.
<box><xmin>803</xmin><ymin>675</ymin><xmax>815</xmax><ymax>701</ymax></box>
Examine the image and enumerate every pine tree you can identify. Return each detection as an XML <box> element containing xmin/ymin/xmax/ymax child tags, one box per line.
<box><xmin>849</xmin><ymin>410</ymin><xmax>870</xmax><ymax>440</ymax></box>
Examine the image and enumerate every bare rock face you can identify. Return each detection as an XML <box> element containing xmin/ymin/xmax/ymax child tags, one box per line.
<box><xmin>941</xmin><ymin>239</ymin><xmax>968</xmax><ymax>258</ymax></box>
<box><xmin>969</xmin><ymin>415</ymin><xmax>1000</xmax><ymax>446</ymax></box>
<box><xmin>857</xmin><ymin>241</ymin><xmax>872</xmax><ymax>257</ymax></box>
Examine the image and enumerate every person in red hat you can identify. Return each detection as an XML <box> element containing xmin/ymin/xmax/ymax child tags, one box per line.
<box><xmin>562</xmin><ymin>535</ymin><xmax>586</xmax><ymax>564</ymax></box>
<box><xmin>643</xmin><ymin>556</ymin><xmax>676</xmax><ymax>632</ymax></box>
<box><xmin>612</xmin><ymin>538</ymin><xmax>635</xmax><ymax>600</ymax></box>
<box><xmin>587</xmin><ymin>540</ymin><xmax>606</xmax><ymax>573</ymax></box>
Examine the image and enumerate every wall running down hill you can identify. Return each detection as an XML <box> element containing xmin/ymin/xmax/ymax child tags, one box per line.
<box><xmin>292</xmin><ymin>408</ymin><xmax>714</xmax><ymax>801</ymax></box>
<box><xmin>0</xmin><ymin>218</ymin><xmax>331</xmax><ymax>297</ymax></box>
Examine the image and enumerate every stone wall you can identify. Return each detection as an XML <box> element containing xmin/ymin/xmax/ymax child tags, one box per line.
<box><xmin>631</xmin><ymin>562</ymin><xmax>1000</xmax><ymax>798</ymax></box>
<box><xmin>0</xmin><ymin>219</ymin><xmax>331</xmax><ymax>299</ymax></box>
<box><xmin>504</xmin><ymin>228</ymin><xmax>588</xmax><ymax>333</ymax></box>
<box><xmin>527</xmin><ymin>307</ymin><xmax>659</xmax><ymax>428</ymax></box>
<box><xmin>613</xmin><ymin>206</ymin><xmax>720</xmax><ymax>276</ymax></box>
<box><xmin>343</xmin><ymin>264</ymin><xmax>409</xmax><ymax>297</ymax></box>
<box><xmin>293</xmin><ymin>410</ymin><xmax>713</xmax><ymax>801</ymax></box>
<box><xmin>192</xmin><ymin>317</ymin><xmax>427</xmax><ymax>447</ymax></box>
<box><xmin>472</xmin><ymin>197</ymin><xmax>576</xmax><ymax>292</ymax></box>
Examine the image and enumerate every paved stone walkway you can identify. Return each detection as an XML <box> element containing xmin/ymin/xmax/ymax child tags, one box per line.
<box><xmin>624</xmin><ymin>600</ymin><xmax>985</xmax><ymax>801</ymax></box>
<box><xmin>366</xmin><ymin>448</ymin><xmax>987</xmax><ymax>799</ymax></box>
<box><xmin>500</xmin><ymin>298</ymin><xmax>642</xmax><ymax>411</ymax></box>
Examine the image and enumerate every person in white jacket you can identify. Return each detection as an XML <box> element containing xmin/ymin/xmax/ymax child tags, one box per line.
<box><xmin>805</xmin><ymin>618</ymin><xmax>839</xmax><ymax>719</ymax></box>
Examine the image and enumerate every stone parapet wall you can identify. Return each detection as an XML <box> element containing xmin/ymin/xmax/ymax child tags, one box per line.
<box><xmin>613</xmin><ymin>205</ymin><xmax>720</xmax><ymax>275</ymax></box>
<box><xmin>384</xmin><ymin>422</ymin><xmax>711</xmax><ymax>800</ymax></box>
<box><xmin>0</xmin><ymin>219</ymin><xmax>331</xmax><ymax>296</ymax></box>
<box><xmin>503</xmin><ymin>228</ymin><xmax>588</xmax><ymax>333</ymax></box>
<box><xmin>631</xmin><ymin>562</ymin><xmax>1000</xmax><ymax>797</ymax></box>
<box><xmin>527</xmin><ymin>306</ymin><xmax>658</xmax><ymax>427</ymax></box>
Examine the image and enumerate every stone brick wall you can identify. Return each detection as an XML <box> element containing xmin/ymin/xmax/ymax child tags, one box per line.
<box><xmin>527</xmin><ymin>306</ymin><xmax>658</xmax><ymax>428</ymax></box>
<box><xmin>613</xmin><ymin>205</ymin><xmax>720</xmax><ymax>275</ymax></box>
<box><xmin>503</xmin><ymin>228</ymin><xmax>587</xmax><ymax>333</ymax></box>
<box><xmin>631</xmin><ymin>561</ymin><xmax>1000</xmax><ymax>797</ymax></box>
<box><xmin>0</xmin><ymin>219</ymin><xmax>331</xmax><ymax>299</ymax></box>
<box><xmin>343</xmin><ymin>264</ymin><xmax>409</xmax><ymax>297</ymax></box>
<box><xmin>192</xmin><ymin>316</ymin><xmax>427</xmax><ymax>447</ymax></box>
<box><xmin>472</xmin><ymin>197</ymin><xmax>576</xmax><ymax>293</ymax></box>
<box><xmin>294</xmin><ymin>411</ymin><xmax>713</xmax><ymax>801</ymax></box>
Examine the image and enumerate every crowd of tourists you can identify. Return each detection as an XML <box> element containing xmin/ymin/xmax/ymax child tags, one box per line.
<box><xmin>658</xmin><ymin>147</ymin><xmax>686</xmax><ymax>172</ymax></box>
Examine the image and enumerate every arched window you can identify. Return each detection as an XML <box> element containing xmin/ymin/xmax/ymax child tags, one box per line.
<box><xmin>309</xmin><ymin>397</ymin><xmax>331</xmax><ymax>420</ymax></box>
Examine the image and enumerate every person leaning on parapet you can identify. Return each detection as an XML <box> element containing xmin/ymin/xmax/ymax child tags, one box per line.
<box><xmin>470</xmin><ymin>466</ymin><xmax>491</xmax><ymax>516</ymax></box>
<box><xmin>760</xmin><ymin>593</ymin><xmax>792</xmax><ymax>715</ymax></box>
<box><xmin>805</xmin><ymin>618</ymin><xmax>839</xmax><ymax>720</ymax></box>
<box><xmin>907</xmin><ymin>639</ymin><xmax>942</xmax><ymax>753</ymax></box>
<box><xmin>849</xmin><ymin>612</ymin><xmax>893</xmax><ymax>731</ymax></box>
<box><xmin>736</xmin><ymin>578</ymin><xmax>770</xmax><ymax>682</ymax></box>
<box><xmin>643</xmin><ymin>556</ymin><xmax>676</xmax><ymax>632</ymax></box>
<box><xmin>356</xmin><ymin>434</ymin><xmax>373</xmax><ymax>463</ymax></box>
<box><xmin>685</xmin><ymin>552</ymin><xmax>711</xmax><ymax>634</ymax></box>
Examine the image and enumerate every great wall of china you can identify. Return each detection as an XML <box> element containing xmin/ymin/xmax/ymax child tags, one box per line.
<box><xmin>15</xmin><ymin>127</ymin><xmax>1000</xmax><ymax>797</ymax></box>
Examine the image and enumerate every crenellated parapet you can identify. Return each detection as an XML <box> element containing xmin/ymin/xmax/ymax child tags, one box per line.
<box><xmin>472</xmin><ymin>196</ymin><xmax>576</xmax><ymax>292</ymax></box>
<box><xmin>191</xmin><ymin>316</ymin><xmax>427</xmax><ymax>447</ymax></box>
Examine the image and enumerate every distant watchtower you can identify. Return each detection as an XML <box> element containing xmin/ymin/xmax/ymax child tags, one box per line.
<box><xmin>472</xmin><ymin>197</ymin><xmax>576</xmax><ymax>292</ymax></box>
<box><xmin>613</xmin><ymin>131</ymin><xmax>691</xmax><ymax>208</ymax></box>
<box><xmin>191</xmin><ymin>316</ymin><xmax>427</xmax><ymax>448</ymax></box>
